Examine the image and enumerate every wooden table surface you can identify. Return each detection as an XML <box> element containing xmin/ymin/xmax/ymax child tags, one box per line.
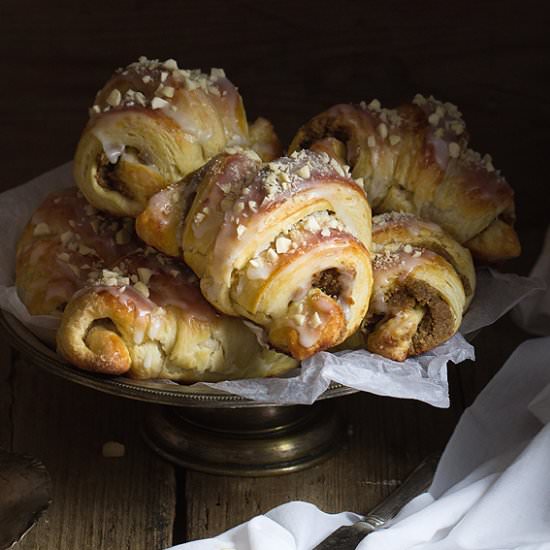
<box><xmin>1</xmin><ymin>2</ymin><xmax>548</xmax><ymax>547</ymax></box>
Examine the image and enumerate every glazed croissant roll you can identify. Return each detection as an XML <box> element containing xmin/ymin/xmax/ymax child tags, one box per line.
<box><xmin>349</xmin><ymin>212</ymin><xmax>474</xmax><ymax>361</ymax></box>
<box><xmin>16</xmin><ymin>189</ymin><xmax>295</xmax><ymax>380</ymax></box>
<box><xmin>372</xmin><ymin>212</ymin><xmax>476</xmax><ymax>308</ymax></box>
<box><xmin>74</xmin><ymin>57</ymin><xmax>281</xmax><ymax>217</ymax></box>
<box><xmin>290</xmin><ymin>95</ymin><xmax>520</xmax><ymax>262</ymax></box>
<box><xmin>57</xmin><ymin>252</ymin><xmax>297</xmax><ymax>381</ymax></box>
<box><xmin>16</xmin><ymin>188</ymin><xmax>136</xmax><ymax>315</ymax></box>
<box><xmin>137</xmin><ymin>148</ymin><xmax>373</xmax><ymax>360</ymax></box>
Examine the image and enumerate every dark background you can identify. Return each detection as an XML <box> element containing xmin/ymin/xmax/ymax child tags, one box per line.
<box><xmin>1</xmin><ymin>0</ymin><xmax>549</xmax><ymax>271</ymax></box>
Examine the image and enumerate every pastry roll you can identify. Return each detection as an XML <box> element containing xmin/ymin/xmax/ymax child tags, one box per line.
<box><xmin>349</xmin><ymin>212</ymin><xmax>474</xmax><ymax>361</ymax></box>
<box><xmin>289</xmin><ymin>95</ymin><xmax>520</xmax><ymax>262</ymax></box>
<box><xmin>74</xmin><ymin>57</ymin><xmax>281</xmax><ymax>217</ymax></box>
<box><xmin>16</xmin><ymin>189</ymin><xmax>296</xmax><ymax>381</ymax></box>
<box><xmin>372</xmin><ymin>212</ymin><xmax>476</xmax><ymax>308</ymax></box>
<box><xmin>57</xmin><ymin>252</ymin><xmax>296</xmax><ymax>381</ymax></box>
<box><xmin>16</xmin><ymin>188</ymin><xmax>136</xmax><ymax>315</ymax></box>
<box><xmin>137</xmin><ymin>148</ymin><xmax>374</xmax><ymax>360</ymax></box>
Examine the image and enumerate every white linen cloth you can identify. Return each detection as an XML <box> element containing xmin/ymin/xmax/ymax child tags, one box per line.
<box><xmin>169</xmin><ymin>228</ymin><xmax>550</xmax><ymax>550</ymax></box>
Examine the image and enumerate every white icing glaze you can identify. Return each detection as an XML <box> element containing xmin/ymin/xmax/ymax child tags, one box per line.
<box><xmin>371</xmin><ymin>249</ymin><xmax>428</xmax><ymax>313</ymax></box>
<box><xmin>295</xmin><ymin>320</ymin><xmax>321</xmax><ymax>349</ymax></box>
<box><xmin>92</xmin><ymin>127</ymin><xmax>125</xmax><ymax>164</ymax></box>
<box><xmin>336</xmin><ymin>271</ymin><xmax>355</xmax><ymax>321</ymax></box>
<box><xmin>292</xmin><ymin>285</ymin><xmax>310</xmax><ymax>302</ymax></box>
<box><xmin>246</xmin><ymin>259</ymin><xmax>273</xmax><ymax>280</ymax></box>
<box><xmin>429</xmin><ymin>135</ymin><xmax>450</xmax><ymax>170</ymax></box>
<box><xmin>161</xmin><ymin>103</ymin><xmax>213</xmax><ymax>146</ymax></box>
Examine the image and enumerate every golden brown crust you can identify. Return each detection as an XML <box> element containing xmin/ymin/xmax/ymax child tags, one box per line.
<box><xmin>337</xmin><ymin>212</ymin><xmax>472</xmax><ymax>361</ymax></box>
<box><xmin>372</xmin><ymin>212</ymin><xmax>476</xmax><ymax>308</ymax></box>
<box><xmin>15</xmin><ymin>188</ymin><xmax>137</xmax><ymax>315</ymax></box>
<box><xmin>361</xmin><ymin>247</ymin><xmax>466</xmax><ymax>361</ymax></box>
<box><xmin>16</xmin><ymin>189</ymin><xmax>296</xmax><ymax>380</ymax></box>
<box><xmin>74</xmin><ymin>57</ymin><xmax>282</xmax><ymax>217</ymax></box>
<box><xmin>55</xmin><ymin>250</ymin><xmax>297</xmax><ymax>381</ymax></box>
<box><xmin>139</xmin><ymin>148</ymin><xmax>374</xmax><ymax>360</ymax></box>
<box><xmin>289</xmin><ymin>95</ymin><xmax>520</xmax><ymax>262</ymax></box>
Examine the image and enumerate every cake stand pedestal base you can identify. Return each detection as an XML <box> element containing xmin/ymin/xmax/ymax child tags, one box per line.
<box><xmin>142</xmin><ymin>401</ymin><xmax>345</xmax><ymax>476</ymax></box>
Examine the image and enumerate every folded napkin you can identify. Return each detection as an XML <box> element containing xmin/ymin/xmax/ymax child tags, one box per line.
<box><xmin>359</xmin><ymin>336</ymin><xmax>550</xmax><ymax>550</ymax></box>
<box><xmin>169</xmin><ymin>227</ymin><xmax>550</xmax><ymax>550</ymax></box>
<box><xmin>169</xmin><ymin>337</ymin><xmax>550</xmax><ymax>550</ymax></box>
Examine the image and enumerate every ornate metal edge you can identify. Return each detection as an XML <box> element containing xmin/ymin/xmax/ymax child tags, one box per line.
<box><xmin>0</xmin><ymin>310</ymin><xmax>357</xmax><ymax>408</ymax></box>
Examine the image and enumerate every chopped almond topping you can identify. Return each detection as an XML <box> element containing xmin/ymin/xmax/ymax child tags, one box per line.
<box><xmin>368</xmin><ymin>98</ymin><xmax>381</xmax><ymax>111</ymax></box>
<box><xmin>275</xmin><ymin>236</ymin><xmax>292</xmax><ymax>254</ymax></box>
<box><xmin>389</xmin><ymin>135</ymin><xmax>401</xmax><ymax>146</ymax></box>
<box><xmin>137</xmin><ymin>267</ymin><xmax>153</xmax><ymax>284</ymax></box>
<box><xmin>304</xmin><ymin>216</ymin><xmax>321</xmax><ymax>233</ymax></box>
<box><xmin>106</xmin><ymin>89</ymin><xmax>122</xmax><ymax>107</ymax></box>
<box><xmin>78</xmin><ymin>244</ymin><xmax>95</xmax><ymax>256</ymax></box>
<box><xmin>163</xmin><ymin>58</ymin><xmax>178</xmax><ymax>70</ymax></box>
<box><xmin>294</xmin><ymin>314</ymin><xmax>306</xmax><ymax>326</ymax></box>
<box><xmin>297</xmin><ymin>165</ymin><xmax>311</xmax><ymax>179</ymax></box>
<box><xmin>310</xmin><ymin>312</ymin><xmax>322</xmax><ymax>328</ymax></box>
<box><xmin>33</xmin><ymin>222</ymin><xmax>50</xmax><ymax>237</ymax></box>
<box><xmin>133</xmin><ymin>281</ymin><xmax>150</xmax><ymax>298</ymax></box>
<box><xmin>266</xmin><ymin>248</ymin><xmax>278</xmax><ymax>262</ymax></box>
<box><xmin>151</xmin><ymin>97</ymin><xmax>169</xmax><ymax>110</ymax></box>
<box><xmin>377</xmin><ymin>123</ymin><xmax>388</xmax><ymax>139</ymax></box>
<box><xmin>210</xmin><ymin>68</ymin><xmax>226</xmax><ymax>80</ymax></box>
<box><xmin>448</xmin><ymin>142</ymin><xmax>461</xmax><ymax>158</ymax></box>
<box><xmin>60</xmin><ymin>231</ymin><xmax>73</xmax><ymax>245</ymax></box>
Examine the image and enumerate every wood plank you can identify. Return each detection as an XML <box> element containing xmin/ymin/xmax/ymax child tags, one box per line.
<box><xmin>183</xmin><ymin>390</ymin><xmax>462</xmax><ymax>541</ymax></box>
<box><xmin>0</xmin><ymin>340</ymin><xmax>13</xmax><ymax>448</ymax></box>
<box><xmin>1</xmin><ymin>355</ymin><xmax>176</xmax><ymax>550</ymax></box>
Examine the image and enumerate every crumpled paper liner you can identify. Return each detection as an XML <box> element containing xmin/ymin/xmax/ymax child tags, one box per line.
<box><xmin>0</xmin><ymin>163</ymin><xmax>543</xmax><ymax>407</ymax></box>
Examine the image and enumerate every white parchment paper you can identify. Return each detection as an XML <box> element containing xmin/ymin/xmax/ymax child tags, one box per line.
<box><xmin>0</xmin><ymin>163</ymin><xmax>543</xmax><ymax>407</ymax></box>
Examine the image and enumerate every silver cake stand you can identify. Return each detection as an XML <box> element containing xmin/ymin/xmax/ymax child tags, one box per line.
<box><xmin>0</xmin><ymin>310</ymin><xmax>357</xmax><ymax>476</ymax></box>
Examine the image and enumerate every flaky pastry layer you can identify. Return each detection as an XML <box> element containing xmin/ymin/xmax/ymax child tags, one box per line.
<box><xmin>74</xmin><ymin>57</ymin><xmax>281</xmax><ymax>217</ymax></box>
<box><xmin>290</xmin><ymin>95</ymin><xmax>520</xmax><ymax>262</ymax></box>
<box><xmin>137</xmin><ymin>148</ymin><xmax>374</xmax><ymax>359</ymax></box>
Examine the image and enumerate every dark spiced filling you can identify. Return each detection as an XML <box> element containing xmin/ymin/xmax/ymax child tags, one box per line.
<box><xmin>96</xmin><ymin>147</ymin><xmax>153</xmax><ymax>199</ymax></box>
<box><xmin>97</xmin><ymin>153</ymin><xmax>134</xmax><ymax>199</ymax></box>
<box><xmin>312</xmin><ymin>268</ymin><xmax>342</xmax><ymax>299</ymax></box>
<box><xmin>406</xmin><ymin>280</ymin><xmax>454</xmax><ymax>352</ymax></box>
<box><xmin>368</xmin><ymin>280</ymin><xmax>454</xmax><ymax>354</ymax></box>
